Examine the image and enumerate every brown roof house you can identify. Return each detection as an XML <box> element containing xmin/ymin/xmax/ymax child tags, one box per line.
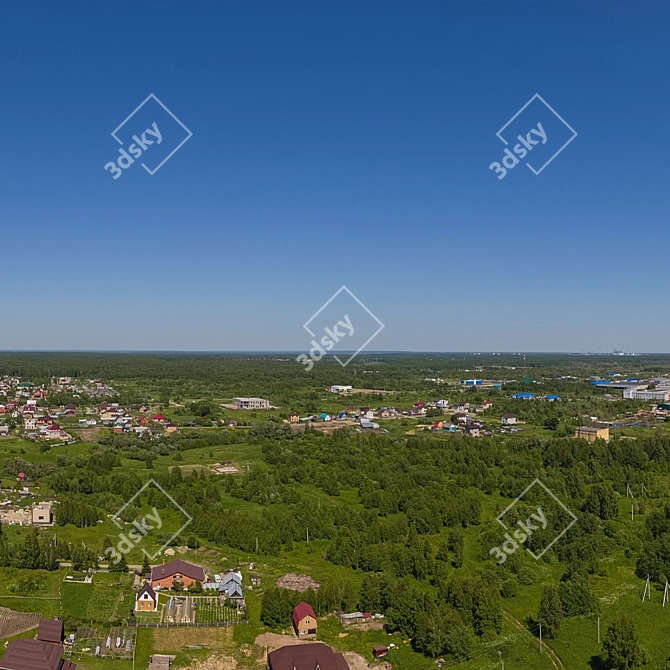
<box><xmin>292</xmin><ymin>602</ymin><xmax>317</xmax><ymax>639</ymax></box>
<box><xmin>0</xmin><ymin>618</ymin><xmax>73</xmax><ymax>670</ymax></box>
<box><xmin>150</xmin><ymin>560</ymin><xmax>205</xmax><ymax>590</ymax></box>
<box><xmin>135</xmin><ymin>583</ymin><xmax>157</xmax><ymax>611</ymax></box>
<box><xmin>269</xmin><ymin>644</ymin><xmax>349</xmax><ymax>670</ymax></box>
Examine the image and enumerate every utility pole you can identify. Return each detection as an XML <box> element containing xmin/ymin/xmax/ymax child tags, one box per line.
<box><xmin>643</xmin><ymin>575</ymin><xmax>651</xmax><ymax>602</ymax></box>
<box><xmin>306</xmin><ymin>527</ymin><xmax>309</xmax><ymax>543</ymax></box>
<box><xmin>539</xmin><ymin>622</ymin><xmax>542</xmax><ymax>653</ymax></box>
<box><xmin>664</xmin><ymin>580</ymin><xmax>669</xmax><ymax>607</ymax></box>
<box><xmin>256</xmin><ymin>537</ymin><xmax>258</xmax><ymax>553</ymax></box>
<box><xmin>597</xmin><ymin>617</ymin><xmax>600</xmax><ymax>643</ymax></box>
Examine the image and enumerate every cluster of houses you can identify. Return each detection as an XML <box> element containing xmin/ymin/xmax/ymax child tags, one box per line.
<box><xmin>95</xmin><ymin>402</ymin><xmax>180</xmax><ymax>436</ymax></box>
<box><xmin>289</xmin><ymin>398</ymin><xmax>495</xmax><ymax>424</ymax></box>
<box><xmin>134</xmin><ymin>560</ymin><xmax>248</xmax><ymax>613</ymax></box>
<box><xmin>0</xmin><ymin>396</ymin><xmax>182</xmax><ymax>441</ymax></box>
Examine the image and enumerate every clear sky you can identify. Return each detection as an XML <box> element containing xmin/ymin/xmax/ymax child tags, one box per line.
<box><xmin>2</xmin><ymin>0</ymin><xmax>669</xmax><ymax>352</ymax></box>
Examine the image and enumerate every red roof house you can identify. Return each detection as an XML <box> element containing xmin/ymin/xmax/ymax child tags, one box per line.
<box><xmin>293</xmin><ymin>602</ymin><xmax>317</xmax><ymax>639</ymax></box>
<box><xmin>150</xmin><ymin>559</ymin><xmax>204</xmax><ymax>589</ymax></box>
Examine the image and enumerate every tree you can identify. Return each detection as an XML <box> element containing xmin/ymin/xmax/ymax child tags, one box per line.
<box><xmin>583</xmin><ymin>483</ymin><xmax>619</xmax><ymax>520</ymax></box>
<box><xmin>447</xmin><ymin>530</ymin><xmax>464</xmax><ymax>569</ymax></box>
<box><xmin>141</xmin><ymin>554</ymin><xmax>151</xmax><ymax>577</ymax></box>
<box><xmin>559</xmin><ymin>572</ymin><xmax>597</xmax><ymax>616</ymax></box>
<box><xmin>537</xmin><ymin>586</ymin><xmax>563</xmax><ymax>639</ymax></box>
<box><xmin>602</xmin><ymin>616</ymin><xmax>648</xmax><ymax>670</ymax></box>
<box><xmin>109</xmin><ymin>552</ymin><xmax>128</xmax><ymax>573</ymax></box>
<box><xmin>172</xmin><ymin>578</ymin><xmax>183</xmax><ymax>591</ymax></box>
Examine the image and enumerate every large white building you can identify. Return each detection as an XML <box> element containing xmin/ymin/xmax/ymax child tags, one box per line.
<box><xmin>327</xmin><ymin>385</ymin><xmax>352</xmax><ymax>394</ymax></box>
<box><xmin>233</xmin><ymin>397</ymin><xmax>269</xmax><ymax>410</ymax></box>
<box><xmin>623</xmin><ymin>388</ymin><xmax>670</xmax><ymax>401</ymax></box>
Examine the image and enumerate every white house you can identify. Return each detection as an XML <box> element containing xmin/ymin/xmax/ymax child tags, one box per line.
<box><xmin>501</xmin><ymin>413</ymin><xmax>517</xmax><ymax>425</ymax></box>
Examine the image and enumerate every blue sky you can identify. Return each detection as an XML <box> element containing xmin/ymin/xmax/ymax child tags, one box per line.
<box><xmin>1</xmin><ymin>0</ymin><xmax>669</xmax><ymax>352</ymax></box>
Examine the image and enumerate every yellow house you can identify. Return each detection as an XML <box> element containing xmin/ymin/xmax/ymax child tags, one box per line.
<box><xmin>293</xmin><ymin>602</ymin><xmax>317</xmax><ymax>639</ymax></box>
<box><xmin>574</xmin><ymin>426</ymin><xmax>610</xmax><ymax>443</ymax></box>
<box><xmin>135</xmin><ymin>583</ymin><xmax>157</xmax><ymax>611</ymax></box>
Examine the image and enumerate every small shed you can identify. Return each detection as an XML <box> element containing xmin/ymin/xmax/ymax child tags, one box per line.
<box><xmin>373</xmin><ymin>646</ymin><xmax>389</xmax><ymax>660</ymax></box>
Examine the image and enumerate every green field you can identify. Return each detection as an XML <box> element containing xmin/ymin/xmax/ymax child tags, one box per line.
<box><xmin>193</xmin><ymin>597</ymin><xmax>243</xmax><ymax>624</ymax></box>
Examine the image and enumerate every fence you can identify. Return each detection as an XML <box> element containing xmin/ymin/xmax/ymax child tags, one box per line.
<box><xmin>129</xmin><ymin>620</ymin><xmax>247</xmax><ymax>628</ymax></box>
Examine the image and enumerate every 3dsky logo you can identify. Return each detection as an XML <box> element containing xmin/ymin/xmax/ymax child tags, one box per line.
<box><xmin>105</xmin><ymin>478</ymin><xmax>192</xmax><ymax>563</ymax></box>
<box><xmin>489</xmin><ymin>478</ymin><xmax>577</xmax><ymax>565</ymax></box>
<box><xmin>297</xmin><ymin>286</ymin><xmax>384</xmax><ymax>371</ymax></box>
<box><xmin>104</xmin><ymin>94</ymin><xmax>193</xmax><ymax>179</ymax></box>
<box><xmin>489</xmin><ymin>94</ymin><xmax>577</xmax><ymax>179</ymax></box>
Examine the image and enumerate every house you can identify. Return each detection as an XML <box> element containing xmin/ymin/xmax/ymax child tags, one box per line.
<box><xmin>0</xmin><ymin>618</ymin><xmax>74</xmax><ymax>670</ymax></box>
<box><xmin>359</xmin><ymin>408</ymin><xmax>374</xmax><ymax>420</ymax></box>
<box><xmin>44</xmin><ymin>425</ymin><xmax>67</xmax><ymax>440</ymax></box>
<box><xmin>360</xmin><ymin>420</ymin><xmax>379</xmax><ymax>429</ymax></box>
<box><xmin>32</xmin><ymin>503</ymin><xmax>53</xmax><ymax>525</ymax></box>
<box><xmin>454</xmin><ymin>412</ymin><xmax>469</xmax><ymax>424</ymax></box>
<box><xmin>482</xmin><ymin>400</ymin><xmax>493</xmax><ymax>409</ymax></box>
<box><xmin>150</xmin><ymin>560</ymin><xmax>205</xmax><ymax>590</ymax></box>
<box><xmin>268</xmin><ymin>644</ymin><xmax>349</xmax><ymax>670</ymax></box>
<box><xmin>152</xmin><ymin>414</ymin><xmax>166</xmax><ymax>422</ymax></box>
<box><xmin>465</xmin><ymin>422</ymin><xmax>481</xmax><ymax>437</ymax></box>
<box><xmin>289</xmin><ymin>412</ymin><xmax>300</xmax><ymax>423</ymax></box>
<box><xmin>443</xmin><ymin>422</ymin><xmax>457</xmax><ymax>432</ymax></box>
<box><xmin>165</xmin><ymin>424</ymin><xmax>179</xmax><ymax>434</ymax></box>
<box><xmin>511</xmin><ymin>393</ymin><xmax>534</xmax><ymax>400</ymax></box>
<box><xmin>222</xmin><ymin>570</ymin><xmax>244</xmax><ymax>601</ymax></box>
<box><xmin>250</xmin><ymin>575</ymin><xmax>261</xmax><ymax>587</ymax></box>
<box><xmin>319</xmin><ymin>413</ymin><xmax>331</xmax><ymax>422</ymax></box>
<box><xmin>135</xmin><ymin>583</ymin><xmax>158</xmax><ymax>611</ymax></box>
<box><xmin>0</xmin><ymin>426</ymin><xmax>9</xmax><ymax>437</ymax></box>
<box><xmin>435</xmin><ymin>399</ymin><xmax>449</xmax><ymax>409</ymax></box>
<box><xmin>293</xmin><ymin>602</ymin><xmax>317</xmax><ymax>639</ymax></box>
<box><xmin>501</xmin><ymin>413</ymin><xmax>517</xmax><ymax>425</ymax></box>
<box><xmin>372</xmin><ymin>646</ymin><xmax>389</xmax><ymax>660</ymax></box>
<box><xmin>430</xmin><ymin>421</ymin><xmax>444</xmax><ymax>431</ymax></box>
<box><xmin>574</xmin><ymin>426</ymin><xmax>610</xmax><ymax>443</ymax></box>
<box><xmin>233</xmin><ymin>397</ymin><xmax>269</xmax><ymax>410</ymax></box>
<box><xmin>17</xmin><ymin>473</ymin><xmax>27</xmax><ymax>483</ymax></box>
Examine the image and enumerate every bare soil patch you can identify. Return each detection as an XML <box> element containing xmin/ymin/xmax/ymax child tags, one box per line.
<box><xmin>254</xmin><ymin>633</ymin><xmax>304</xmax><ymax>652</ymax></box>
<box><xmin>182</xmin><ymin>653</ymin><xmax>237</xmax><ymax>670</ymax></box>
<box><xmin>343</xmin><ymin>652</ymin><xmax>375</xmax><ymax>670</ymax></box>
<box><xmin>276</xmin><ymin>573</ymin><xmax>320</xmax><ymax>591</ymax></box>
<box><xmin>72</xmin><ymin>427</ymin><xmax>101</xmax><ymax>441</ymax></box>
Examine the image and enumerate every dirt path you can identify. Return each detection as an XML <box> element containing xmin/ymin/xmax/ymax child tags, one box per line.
<box><xmin>503</xmin><ymin>611</ymin><xmax>564</xmax><ymax>670</ymax></box>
